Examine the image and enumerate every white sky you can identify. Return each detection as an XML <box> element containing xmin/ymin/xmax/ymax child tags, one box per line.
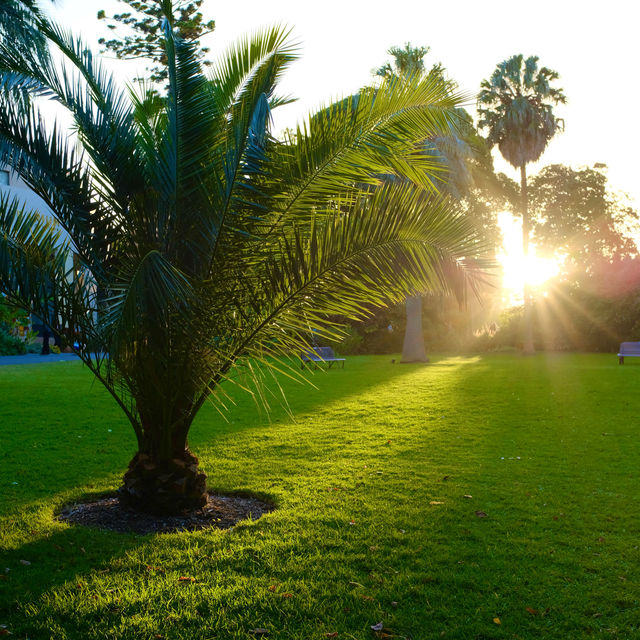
<box><xmin>49</xmin><ymin>0</ymin><xmax>640</xmax><ymax>207</ymax></box>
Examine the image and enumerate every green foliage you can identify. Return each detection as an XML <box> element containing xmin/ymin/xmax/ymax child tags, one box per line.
<box><xmin>0</xmin><ymin>328</ymin><xmax>26</xmax><ymax>354</ymax></box>
<box><xmin>375</xmin><ymin>44</ymin><xmax>502</xmax><ymax>251</ymax></box>
<box><xmin>97</xmin><ymin>0</ymin><xmax>215</xmax><ymax>83</ymax></box>
<box><xmin>2</xmin><ymin>355</ymin><xmax>640</xmax><ymax>638</ymax></box>
<box><xmin>374</xmin><ymin>42</ymin><xmax>443</xmax><ymax>81</ymax></box>
<box><xmin>476</xmin><ymin>268</ymin><xmax>640</xmax><ymax>352</ymax></box>
<box><xmin>477</xmin><ymin>54</ymin><xmax>566</xmax><ymax>170</ymax></box>
<box><xmin>529</xmin><ymin>164</ymin><xmax>638</xmax><ymax>268</ymax></box>
<box><xmin>0</xmin><ymin>299</ymin><xmax>31</xmax><ymax>354</ymax></box>
<box><xmin>330</xmin><ymin>290</ymin><xmax>492</xmax><ymax>355</ymax></box>
<box><xmin>0</xmin><ymin>0</ymin><xmax>486</xmax><ymax>507</ymax></box>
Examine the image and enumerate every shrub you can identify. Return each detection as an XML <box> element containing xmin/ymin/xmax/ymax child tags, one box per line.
<box><xmin>0</xmin><ymin>329</ymin><xmax>26</xmax><ymax>355</ymax></box>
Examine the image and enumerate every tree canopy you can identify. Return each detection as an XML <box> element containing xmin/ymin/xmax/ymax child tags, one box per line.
<box><xmin>477</xmin><ymin>54</ymin><xmax>566</xmax><ymax>170</ymax></box>
<box><xmin>529</xmin><ymin>164</ymin><xmax>638</xmax><ymax>270</ymax></box>
<box><xmin>97</xmin><ymin>0</ymin><xmax>215</xmax><ymax>83</ymax></box>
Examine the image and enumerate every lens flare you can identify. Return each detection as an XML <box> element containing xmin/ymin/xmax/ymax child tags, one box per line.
<box><xmin>498</xmin><ymin>212</ymin><xmax>562</xmax><ymax>305</ymax></box>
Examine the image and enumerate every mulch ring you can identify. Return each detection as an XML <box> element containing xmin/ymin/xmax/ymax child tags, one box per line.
<box><xmin>56</xmin><ymin>492</ymin><xmax>275</xmax><ymax>535</ymax></box>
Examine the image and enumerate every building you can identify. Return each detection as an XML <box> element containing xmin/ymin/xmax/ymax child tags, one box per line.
<box><xmin>0</xmin><ymin>164</ymin><xmax>74</xmax><ymax>350</ymax></box>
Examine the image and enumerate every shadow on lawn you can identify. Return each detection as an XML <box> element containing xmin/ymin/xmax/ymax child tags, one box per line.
<box><xmin>1</xmin><ymin>356</ymin><xmax>431</xmax><ymax>513</ymax></box>
<box><xmin>0</xmin><ymin>523</ymin><xmax>141</xmax><ymax>619</ymax></box>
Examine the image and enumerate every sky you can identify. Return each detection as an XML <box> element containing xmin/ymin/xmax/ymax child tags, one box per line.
<box><xmin>48</xmin><ymin>0</ymin><xmax>640</xmax><ymax>208</ymax></box>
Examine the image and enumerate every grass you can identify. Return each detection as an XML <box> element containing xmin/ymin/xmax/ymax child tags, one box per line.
<box><xmin>1</xmin><ymin>353</ymin><xmax>639</xmax><ymax>639</ymax></box>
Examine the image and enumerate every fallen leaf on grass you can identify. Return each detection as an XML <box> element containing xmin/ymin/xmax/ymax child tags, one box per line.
<box><xmin>19</xmin><ymin>560</ymin><xmax>31</xmax><ymax>566</ymax></box>
<box><xmin>493</xmin><ymin>617</ymin><xmax>501</xmax><ymax>625</ymax></box>
<box><xmin>475</xmin><ymin>511</ymin><xmax>487</xmax><ymax>518</ymax></box>
<box><xmin>154</xmin><ymin>635</ymin><xmax>166</xmax><ymax>639</ymax></box>
<box><xmin>349</xmin><ymin>520</ymin><xmax>356</xmax><ymax>525</ymax></box>
<box><xmin>391</xmin><ymin>601</ymin><xmax>398</xmax><ymax>608</ymax></box>
<box><xmin>463</xmin><ymin>495</ymin><xmax>472</xmax><ymax>499</ymax></box>
<box><xmin>281</xmin><ymin>592</ymin><xmax>293</xmax><ymax>598</ymax></box>
<box><xmin>598</xmin><ymin>537</ymin><xmax>606</xmax><ymax>543</ymax></box>
<box><xmin>430</xmin><ymin>501</ymin><xmax>444</xmax><ymax>505</ymax></box>
<box><xmin>325</xmin><ymin>633</ymin><xmax>339</xmax><ymax>638</ymax></box>
<box><xmin>0</xmin><ymin>629</ymin><xmax>10</xmax><ymax>636</ymax></box>
<box><xmin>249</xmin><ymin>629</ymin><xmax>269</xmax><ymax>637</ymax></box>
<box><xmin>370</xmin><ymin>623</ymin><xmax>395</xmax><ymax>638</ymax></box>
<box><xmin>178</xmin><ymin>576</ymin><xmax>196</xmax><ymax>583</ymax></box>
<box><xmin>526</xmin><ymin>607</ymin><xmax>539</xmax><ymax>615</ymax></box>
<box><xmin>267</xmin><ymin>585</ymin><xmax>277</xmax><ymax>592</ymax></box>
<box><xmin>362</xmin><ymin>595</ymin><xmax>375</xmax><ymax>602</ymax></box>
<box><xmin>348</xmin><ymin>581</ymin><xmax>365</xmax><ymax>588</ymax></box>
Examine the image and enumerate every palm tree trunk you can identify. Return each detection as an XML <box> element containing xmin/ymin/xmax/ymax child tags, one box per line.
<box><xmin>401</xmin><ymin>295</ymin><xmax>429</xmax><ymax>363</ymax></box>
<box><xmin>118</xmin><ymin>420</ymin><xmax>208</xmax><ymax>514</ymax></box>
<box><xmin>520</xmin><ymin>164</ymin><xmax>535</xmax><ymax>355</ymax></box>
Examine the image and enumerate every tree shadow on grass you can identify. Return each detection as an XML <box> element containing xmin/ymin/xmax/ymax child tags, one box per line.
<box><xmin>1</xmin><ymin>356</ymin><xmax>453</xmax><ymax>513</ymax></box>
<box><xmin>0</xmin><ymin>520</ymin><xmax>142</xmax><ymax>625</ymax></box>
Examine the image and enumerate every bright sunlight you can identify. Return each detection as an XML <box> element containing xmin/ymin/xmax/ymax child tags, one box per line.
<box><xmin>497</xmin><ymin>211</ymin><xmax>562</xmax><ymax>304</ymax></box>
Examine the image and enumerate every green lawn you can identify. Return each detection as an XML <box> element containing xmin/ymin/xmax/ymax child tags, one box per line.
<box><xmin>1</xmin><ymin>353</ymin><xmax>639</xmax><ymax>639</ymax></box>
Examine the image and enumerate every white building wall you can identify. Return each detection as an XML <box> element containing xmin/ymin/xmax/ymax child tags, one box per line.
<box><xmin>0</xmin><ymin>165</ymin><xmax>67</xmax><ymax>244</ymax></box>
<box><xmin>0</xmin><ymin>164</ymin><xmax>76</xmax><ymax>336</ymax></box>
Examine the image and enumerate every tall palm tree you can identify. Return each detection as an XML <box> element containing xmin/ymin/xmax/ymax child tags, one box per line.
<box><xmin>0</xmin><ymin>0</ymin><xmax>486</xmax><ymax>514</ymax></box>
<box><xmin>375</xmin><ymin>44</ymin><xmax>485</xmax><ymax>362</ymax></box>
<box><xmin>478</xmin><ymin>54</ymin><xmax>566</xmax><ymax>354</ymax></box>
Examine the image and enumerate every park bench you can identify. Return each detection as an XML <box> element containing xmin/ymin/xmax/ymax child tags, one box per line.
<box><xmin>301</xmin><ymin>346</ymin><xmax>345</xmax><ymax>369</ymax></box>
<box><xmin>617</xmin><ymin>341</ymin><xmax>640</xmax><ymax>364</ymax></box>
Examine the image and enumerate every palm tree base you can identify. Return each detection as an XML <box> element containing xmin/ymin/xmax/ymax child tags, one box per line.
<box><xmin>118</xmin><ymin>449</ymin><xmax>208</xmax><ymax>515</ymax></box>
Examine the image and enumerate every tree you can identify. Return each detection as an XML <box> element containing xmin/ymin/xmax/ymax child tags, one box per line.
<box><xmin>0</xmin><ymin>1</ymin><xmax>486</xmax><ymax>514</ymax></box>
<box><xmin>97</xmin><ymin>0</ymin><xmax>215</xmax><ymax>83</ymax></box>
<box><xmin>478</xmin><ymin>54</ymin><xmax>566</xmax><ymax>354</ymax></box>
<box><xmin>375</xmin><ymin>43</ymin><xmax>493</xmax><ymax>362</ymax></box>
<box><xmin>529</xmin><ymin>164</ymin><xmax>638</xmax><ymax>272</ymax></box>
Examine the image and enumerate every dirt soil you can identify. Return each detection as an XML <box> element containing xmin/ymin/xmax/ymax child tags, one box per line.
<box><xmin>56</xmin><ymin>492</ymin><xmax>274</xmax><ymax>534</ymax></box>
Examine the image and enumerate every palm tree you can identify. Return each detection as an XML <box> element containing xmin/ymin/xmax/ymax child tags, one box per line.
<box><xmin>375</xmin><ymin>44</ymin><xmax>485</xmax><ymax>363</ymax></box>
<box><xmin>0</xmin><ymin>1</ymin><xmax>486</xmax><ymax>514</ymax></box>
<box><xmin>477</xmin><ymin>54</ymin><xmax>566</xmax><ymax>354</ymax></box>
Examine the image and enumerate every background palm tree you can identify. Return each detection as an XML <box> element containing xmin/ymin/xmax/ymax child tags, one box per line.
<box><xmin>0</xmin><ymin>0</ymin><xmax>487</xmax><ymax>514</ymax></box>
<box><xmin>375</xmin><ymin>43</ymin><xmax>490</xmax><ymax>362</ymax></box>
<box><xmin>478</xmin><ymin>54</ymin><xmax>566</xmax><ymax>354</ymax></box>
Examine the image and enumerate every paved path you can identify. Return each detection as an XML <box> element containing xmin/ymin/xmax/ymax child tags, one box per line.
<box><xmin>0</xmin><ymin>353</ymin><xmax>80</xmax><ymax>366</ymax></box>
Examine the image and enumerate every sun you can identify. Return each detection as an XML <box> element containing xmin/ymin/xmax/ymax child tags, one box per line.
<box><xmin>497</xmin><ymin>212</ymin><xmax>562</xmax><ymax>304</ymax></box>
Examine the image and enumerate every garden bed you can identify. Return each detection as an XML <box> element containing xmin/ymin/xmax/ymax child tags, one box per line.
<box><xmin>56</xmin><ymin>492</ymin><xmax>275</xmax><ymax>534</ymax></box>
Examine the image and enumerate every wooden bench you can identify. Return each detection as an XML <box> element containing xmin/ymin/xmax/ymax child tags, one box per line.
<box><xmin>617</xmin><ymin>342</ymin><xmax>640</xmax><ymax>364</ymax></box>
<box><xmin>301</xmin><ymin>346</ymin><xmax>345</xmax><ymax>369</ymax></box>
